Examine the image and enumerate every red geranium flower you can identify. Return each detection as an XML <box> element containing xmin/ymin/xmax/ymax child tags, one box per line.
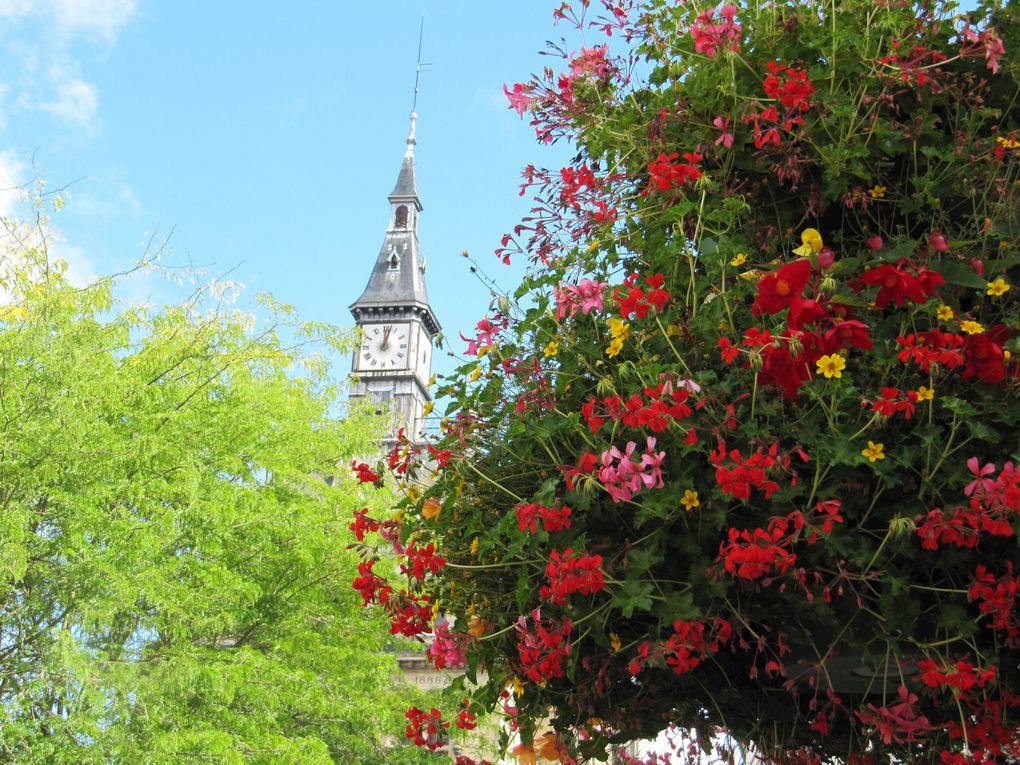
<box><xmin>753</xmin><ymin>259</ymin><xmax>812</xmax><ymax>316</ymax></box>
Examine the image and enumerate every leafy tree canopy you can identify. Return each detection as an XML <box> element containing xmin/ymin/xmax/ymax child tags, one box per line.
<box><xmin>0</xmin><ymin>212</ymin><xmax>436</xmax><ymax>764</ymax></box>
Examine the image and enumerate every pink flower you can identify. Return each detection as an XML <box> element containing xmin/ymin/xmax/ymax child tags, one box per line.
<box><xmin>640</xmin><ymin>437</ymin><xmax>666</xmax><ymax>489</ymax></box>
<box><xmin>503</xmin><ymin>83</ymin><xmax>532</xmax><ymax>117</ymax></box>
<box><xmin>690</xmin><ymin>4</ymin><xmax>742</xmax><ymax>57</ymax></box>
<box><xmin>713</xmin><ymin>116</ymin><xmax>734</xmax><ymax>148</ymax></box>
<box><xmin>428</xmin><ymin>619</ymin><xmax>467</xmax><ymax>670</ymax></box>
<box><xmin>964</xmin><ymin>456</ymin><xmax>997</xmax><ymax>499</ymax></box>
<box><xmin>555</xmin><ymin>279</ymin><xmax>607</xmax><ymax>319</ymax></box>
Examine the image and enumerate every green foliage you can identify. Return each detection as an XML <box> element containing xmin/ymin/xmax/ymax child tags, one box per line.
<box><xmin>0</xmin><ymin>219</ymin><xmax>435</xmax><ymax>764</ymax></box>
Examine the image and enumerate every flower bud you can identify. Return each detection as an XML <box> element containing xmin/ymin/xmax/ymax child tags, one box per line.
<box><xmin>929</xmin><ymin>231</ymin><xmax>949</xmax><ymax>252</ymax></box>
<box><xmin>819</xmin><ymin>275</ymin><xmax>837</xmax><ymax>294</ymax></box>
<box><xmin>818</xmin><ymin>247</ymin><xmax>835</xmax><ymax>270</ymax></box>
<box><xmin>867</xmin><ymin>235</ymin><xmax>884</xmax><ymax>251</ymax></box>
<box><xmin>970</xmin><ymin>257</ymin><xmax>985</xmax><ymax>277</ymax></box>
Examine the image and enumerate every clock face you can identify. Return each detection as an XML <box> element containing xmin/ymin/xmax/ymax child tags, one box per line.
<box><xmin>359</xmin><ymin>324</ymin><xmax>409</xmax><ymax>370</ymax></box>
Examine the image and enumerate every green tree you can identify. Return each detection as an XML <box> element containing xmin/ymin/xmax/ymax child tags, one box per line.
<box><xmin>0</xmin><ymin>214</ymin><xmax>435</xmax><ymax>764</ymax></box>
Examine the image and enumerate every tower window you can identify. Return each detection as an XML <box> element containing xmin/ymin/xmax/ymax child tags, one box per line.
<box><xmin>395</xmin><ymin>205</ymin><xmax>408</xmax><ymax>228</ymax></box>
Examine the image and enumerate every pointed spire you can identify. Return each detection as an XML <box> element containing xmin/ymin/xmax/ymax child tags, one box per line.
<box><xmin>390</xmin><ymin>111</ymin><xmax>419</xmax><ymax>202</ymax></box>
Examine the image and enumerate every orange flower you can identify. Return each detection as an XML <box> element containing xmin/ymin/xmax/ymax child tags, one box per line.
<box><xmin>422</xmin><ymin>498</ymin><xmax>442</xmax><ymax>520</ymax></box>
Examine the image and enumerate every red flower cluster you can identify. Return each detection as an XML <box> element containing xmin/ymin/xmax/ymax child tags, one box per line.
<box><xmin>388</xmin><ymin>590</ymin><xmax>433</xmax><ymax>637</ymax></box>
<box><xmin>858</xmin><ymin>260</ymin><xmax>944</xmax><ymax>309</ymax></box>
<box><xmin>516</xmin><ymin>502</ymin><xmax>573</xmax><ymax>534</ymax></box>
<box><xmin>399</xmin><ymin>540</ymin><xmax>446</xmax><ymax>581</ymax></box>
<box><xmin>455</xmin><ymin>699</ymin><xmax>479</xmax><ymax>730</ymax></box>
<box><xmin>540</xmin><ymin>548</ymin><xmax>606</xmax><ymax>604</ymax></box>
<box><xmin>559</xmin><ymin>163</ymin><xmax>598</xmax><ymax>209</ymax></box>
<box><xmin>897</xmin><ymin>330</ymin><xmax>965</xmax><ymax>372</ymax></box>
<box><xmin>763</xmin><ymin>61</ymin><xmax>815</xmax><ymax>110</ymax></box>
<box><xmin>710</xmin><ymin>440</ymin><xmax>785</xmax><ymax>500</ymax></box>
<box><xmin>664</xmin><ymin>617</ymin><xmax>732</xmax><ymax>676</ymax></box>
<box><xmin>719</xmin><ymin>523</ymin><xmax>797</xmax><ymax>580</ymax></box>
<box><xmin>405</xmin><ymin>706</ymin><xmax>450</xmax><ymax>750</ymax></box>
<box><xmin>351</xmin><ymin>460</ymin><xmax>380</xmax><ymax>484</ymax></box>
<box><xmin>918</xmin><ymin>659</ymin><xmax>997</xmax><ymax>691</ymax></box>
<box><xmin>964</xmin><ymin>331</ymin><xmax>1011</xmax><ymax>384</ymax></box>
<box><xmin>352</xmin><ymin>559</ymin><xmax>392</xmax><ymax>606</ymax></box>
<box><xmin>615</xmin><ymin>272</ymin><xmax>670</xmax><ymax>319</ymax></box>
<box><xmin>561</xmin><ymin>450</ymin><xmax>599</xmax><ymax>490</ymax></box>
<box><xmin>867</xmin><ymin>387</ymin><xmax>919</xmax><ymax>419</ymax></box>
<box><xmin>516</xmin><ymin>610</ymin><xmax>573</xmax><ymax>683</ymax></box>
<box><xmin>581</xmin><ymin>383</ymin><xmax>692</xmax><ymax>433</ymax></box>
<box><xmin>855</xmin><ymin>685</ymin><xmax>935</xmax><ymax>745</ymax></box>
<box><xmin>969</xmin><ymin>564</ymin><xmax>1019</xmax><ymax>644</ymax></box>
<box><xmin>646</xmin><ymin>151</ymin><xmax>702</xmax><ymax>193</ymax></box>
<box><xmin>917</xmin><ymin>459</ymin><xmax>1019</xmax><ymax>550</ymax></box>
<box><xmin>349</xmin><ymin>507</ymin><xmax>380</xmax><ymax>542</ymax></box>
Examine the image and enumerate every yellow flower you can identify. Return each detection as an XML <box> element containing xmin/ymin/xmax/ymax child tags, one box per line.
<box><xmin>936</xmin><ymin>304</ymin><xmax>955</xmax><ymax>321</ymax></box>
<box><xmin>960</xmin><ymin>320</ymin><xmax>985</xmax><ymax>335</ymax></box>
<box><xmin>869</xmin><ymin>185</ymin><xmax>887</xmax><ymax>199</ymax></box>
<box><xmin>792</xmin><ymin>228</ymin><xmax>823</xmax><ymax>257</ymax></box>
<box><xmin>609</xmin><ymin>632</ymin><xmax>622</xmax><ymax>652</ymax></box>
<box><xmin>997</xmin><ymin>136</ymin><xmax>1020</xmax><ymax>150</ymax></box>
<box><xmin>730</xmin><ymin>253</ymin><xmax>747</xmax><ymax>267</ymax></box>
<box><xmin>680</xmin><ymin>489</ymin><xmax>700</xmax><ymax>511</ymax></box>
<box><xmin>544</xmin><ymin>340</ymin><xmax>559</xmax><ymax>357</ymax></box>
<box><xmin>470</xmin><ymin>536</ymin><xmax>480</xmax><ymax>556</ymax></box>
<box><xmin>607</xmin><ymin>317</ymin><xmax>630</xmax><ymax>340</ymax></box>
<box><xmin>422</xmin><ymin>401</ymin><xmax>434</xmax><ymax>417</ymax></box>
<box><xmin>861</xmin><ymin>441</ymin><xmax>885</xmax><ymax>462</ymax></box>
<box><xmin>986</xmin><ymin>278</ymin><xmax>1011</xmax><ymax>297</ymax></box>
<box><xmin>606</xmin><ymin>337</ymin><xmax>624</xmax><ymax>357</ymax></box>
<box><xmin>1006</xmin><ymin>350</ymin><xmax>1013</xmax><ymax>361</ymax></box>
<box><xmin>916</xmin><ymin>386</ymin><xmax>935</xmax><ymax>401</ymax></box>
<box><xmin>513</xmin><ymin>676</ymin><xmax>525</xmax><ymax>697</ymax></box>
<box><xmin>815</xmin><ymin>353</ymin><xmax>847</xmax><ymax>379</ymax></box>
<box><xmin>470</xmin><ymin>365</ymin><xmax>482</xmax><ymax>381</ymax></box>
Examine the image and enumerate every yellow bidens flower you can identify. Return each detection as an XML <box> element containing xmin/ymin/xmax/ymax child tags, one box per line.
<box><xmin>607</xmin><ymin>317</ymin><xmax>630</xmax><ymax>340</ymax></box>
<box><xmin>861</xmin><ymin>441</ymin><xmax>885</xmax><ymax>462</ymax></box>
<box><xmin>680</xmin><ymin>489</ymin><xmax>700</xmax><ymax>511</ymax></box>
<box><xmin>997</xmin><ymin>136</ymin><xmax>1020</xmax><ymax>150</ymax></box>
<box><xmin>815</xmin><ymin>354</ymin><xmax>846</xmax><ymax>379</ymax></box>
<box><xmin>986</xmin><ymin>278</ymin><xmax>1011</xmax><ymax>297</ymax></box>
<box><xmin>730</xmin><ymin>253</ymin><xmax>748</xmax><ymax>267</ymax></box>
<box><xmin>792</xmin><ymin>228</ymin><xmax>823</xmax><ymax>257</ymax></box>
<box><xmin>422</xmin><ymin>401</ymin><xmax>434</xmax><ymax>418</ymax></box>
<box><xmin>961</xmin><ymin>320</ymin><xmax>986</xmax><ymax>335</ymax></box>
<box><xmin>869</xmin><ymin>185</ymin><xmax>887</xmax><ymax>199</ymax></box>
<box><xmin>609</xmin><ymin>632</ymin><xmax>622</xmax><ymax>652</ymax></box>
<box><xmin>936</xmin><ymin>304</ymin><xmax>955</xmax><ymax>321</ymax></box>
<box><xmin>544</xmin><ymin>340</ymin><xmax>559</xmax><ymax>357</ymax></box>
<box><xmin>916</xmin><ymin>386</ymin><xmax>935</xmax><ymax>401</ymax></box>
<box><xmin>606</xmin><ymin>338</ymin><xmax>624</xmax><ymax>357</ymax></box>
<box><xmin>470</xmin><ymin>536</ymin><xmax>480</xmax><ymax>556</ymax></box>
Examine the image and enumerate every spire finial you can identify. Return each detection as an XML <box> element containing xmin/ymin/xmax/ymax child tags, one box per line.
<box><xmin>406</xmin><ymin>14</ymin><xmax>430</xmax><ymax>153</ymax></box>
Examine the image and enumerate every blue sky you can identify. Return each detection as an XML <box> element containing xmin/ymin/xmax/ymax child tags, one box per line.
<box><xmin>0</xmin><ymin>0</ymin><xmax>578</xmax><ymax>379</ymax></box>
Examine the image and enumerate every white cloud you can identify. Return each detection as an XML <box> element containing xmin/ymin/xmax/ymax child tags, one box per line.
<box><xmin>0</xmin><ymin>149</ymin><xmax>27</xmax><ymax>219</ymax></box>
<box><xmin>40</xmin><ymin>66</ymin><xmax>99</xmax><ymax>131</ymax></box>
<box><xmin>48</xmin><ymin>240</ymin><xmax>97</xmax><ymax>287</ymax></box>
<box><xmin>0</xmin><ymin>0</ymin><xmax>137</xmax><ymax>42</ymax></box>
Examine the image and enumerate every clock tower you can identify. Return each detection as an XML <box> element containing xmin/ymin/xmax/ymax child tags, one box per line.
<box><xmin>349</xmin><ymin>113</ymin><xmax>441</xmax><ymax>446</ymax></box>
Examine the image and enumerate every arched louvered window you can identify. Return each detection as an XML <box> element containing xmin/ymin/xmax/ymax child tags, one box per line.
<box><xmin>395</xmin><ymin>205</ymin><xmax>408</xmax><ymax>228</ymax></box>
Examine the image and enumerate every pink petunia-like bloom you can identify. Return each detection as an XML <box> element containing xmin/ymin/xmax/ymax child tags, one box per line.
<box><xmin>556</xmin><ymin>279</ymin><xmax>607</xmax><ymax>319</ymax></box>
<box><xmin>502</xmin><ymin>82</ymin><xmax>533</xmax><ymax>117</ymax></box>
<box><xmin>690</xmin><ymin>4</ymin><xmax>742</xmax><ymax>58</ymax></box>
<box><xmin>964</xmin><ymin>456</ymin><xmax>997</xmax><ymax>499</ymax></box>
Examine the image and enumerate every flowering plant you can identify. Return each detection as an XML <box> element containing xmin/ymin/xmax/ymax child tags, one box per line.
<box><xmin>350</xmin><ymin>0</ymin><xmax>1020</xmax><ymax>762</ymax></box>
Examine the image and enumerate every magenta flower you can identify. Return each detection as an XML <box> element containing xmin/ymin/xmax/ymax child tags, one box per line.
<box><xmin>713</xmin><ymin>116</ymin><xmax>734</xmax><ymax>148</ymax></box>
